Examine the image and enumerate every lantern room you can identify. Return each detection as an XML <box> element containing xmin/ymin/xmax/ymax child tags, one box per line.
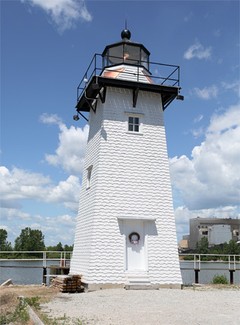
<box><xmin>102</xmin><ymin>29</ymin><xmax>150</xmax><ymax>70</ymax></box>
<box><xmin>74</xmin><ymin>29</ymin><xmax>183</xmax><ymax>118</ymax></box>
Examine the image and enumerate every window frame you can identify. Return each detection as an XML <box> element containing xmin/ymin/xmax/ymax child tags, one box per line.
<box><xmin>86</xmin><ymin>165</ymin><xmax>93</xmax><ymax>189</ymax></box>
<box><xmin>125</xmin><ymin>112</ymin><xmax>144</xmax><ymax>134</ymax></box>
<box><xmin>128</xmin><ymin>116</ymin><xmax>140</xmax><ymax>132</ymax></box>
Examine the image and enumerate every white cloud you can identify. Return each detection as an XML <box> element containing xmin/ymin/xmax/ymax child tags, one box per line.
<box><xmin>194</xmin><ymin>115</ymin><xmax>203</xmax><ymax>123</ymax></box>
<box><xmin>175</xmin><ymin>205</ymin><xmax>239</xmax><ymax>225</ymax></box>
<box><xmin>170</xmin><ymin>104</ymin><xmax>240</xmax><ymax>210</ymax></box>
<box><xmin>0</xmin><ymin>207</ymin><xmax>32</xmax><ymax>222</ymax></box>
<box><xmin>222</xmin><ymin>80</ymin><xmax>240</xmax><ymax>97</ymax></box>
<box><xmin>1</xmin><ymin>114</ymin><xmax>88</xmax><ymax>245</ymax></box>
<box><xmin>0</xmin><ymin>207</ymin><xmax>77</xmax><ymax>246</ymax></box>
<box><xmin>0</xmin><ymin>165</ymin><xmax>80</xmax><ymax>210</ymax></box>
<box><xmin>0</xmin><ymin>166</ymin><xmax>50</xmax><ymax>201</ymax></box>
<box><xmin>190</xmin><ymin>127</ymin><xmax>205</xmax><ymax>139</ymax></box>
<box><xmin>208</xmin><ymin>105</ymin><xmax>240</xmax><ymax>134</ymax></box>
<box><xmin>0</xmin><ymin>165</ymin><xmax>80</xmax><ymax>245</ymax></box>
<box><xmin>191</xmin><ymin>80</ymin><xmax>239</xmax><ymax>102</ymax></box>
<box><xmin>175</xmin><ymin>205</ymin><xmax>239</xmax><ymax>240</ymax></box>
<box><xmin>42</xmin><ymin>114</ymin><xmax>89</xmax><ymax>175</ymax></box>
<box><xmin>193</xmin><ymin>85</ymin><xmax>218</xmax><ymax>100</ymax></box>
<box><xmin>190</xmin><ymin>115</ymin><xmax>205</xmax><ymax>138</ymax></box>
<box><xmin>32</xmin><ymin>213</ymin><xmax>76</xmax><ymax>245</ymax></box>
<box><xmin>184</xmin><ymin>41</ymin><xmax>212</xmax><ymax>60</ymax></box>
<box><xmin>47</xmin><ymin>175</ymin><xmax>80</xmax><ymax>210</ymax></box>
<box><xmin>40</xmin><ymin>113</ymin><xmax>63</xmax><ymax>126</ymax></box>
<box><xmin>22</xmin><ymin>0</ymin><xmax>92</xmax><ymax>32</ymax></box>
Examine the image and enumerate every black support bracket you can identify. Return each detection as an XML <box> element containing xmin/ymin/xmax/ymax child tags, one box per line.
<box><xmin>133</xmin><ymin>87</ymin><xmax>139</xmax><ymax>107</ymax></box>
<box><xmin>99</xmin><ymin>86</ymin><xmax>107</xmax><ymax>104</ymax></box>
<box><xmin>84</xmin><ymin>96</ymin><xmax>97</xmax><ymax>113</ymax></box>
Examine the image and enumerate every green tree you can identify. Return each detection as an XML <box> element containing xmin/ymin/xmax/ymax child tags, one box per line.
<box><xmin>0</xmin><ymin>229</ymin><xmax>12</xmax><ymax>258</ymax></box>
<box><xmin>224</xmin><ymin>240</ymin><xmax>240</xmax><ymax>255</ymax></box>
<box><xmin>0</xmin><ymin>229</ymin><xmax>12</xmax><ymax>251</ymax></box>
<box><xmin>56</xmin><ymin>242</ymin><xmax>63</xmax><ymax>251</ymax></box>
<box><xmin>196</xmin><ymin>237</ymin><xmax>209</xmax><ymax>254</ymax></box>
<box><xmin>14</xmin><ymin>227</ymin><xmax>45</xmax><ymax>252</ymax></box>
<box><xmin>46</xmin><ymin>242</ymin><xmax>73</xmax><ymax>258</ymax></box>
<box><xmin>47</xmin><ymin>242</ymin><xmax>64</xmax><ymax>251</ymax></box>
<box><xmin>64</xmin><ymin>244</ymin><xmax>73</xmax><ymax>251</ymax></box>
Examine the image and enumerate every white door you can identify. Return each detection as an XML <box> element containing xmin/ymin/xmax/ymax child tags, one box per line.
<box><xmin>125</xmin><ymin>220</ymin><xmax>146</xmax><ymax>271</ymax></box>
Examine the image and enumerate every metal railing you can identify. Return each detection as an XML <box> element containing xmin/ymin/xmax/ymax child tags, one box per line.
<box><xmin>0</xmin><ymin>250</ymin><xmax>72</xmax><ymax>267</ymax></box>
<box><xmin>179</xmin><ymin>253</ymin><xmax>240</xmax><ymax>284</ymax></box>
<box><xmin>0</xmin><ymin>251</ymin><xmax>72</xmax><ymax>285</ymax></box>
<box><xmin>2</xmin><ymin>252</ymin><xmax>239</xmax><ymax>285</ymax></box>
<box><xmin>76</xmin><ymin>53</ymin><xmax>180</xmax><ymax>104</ymax></box>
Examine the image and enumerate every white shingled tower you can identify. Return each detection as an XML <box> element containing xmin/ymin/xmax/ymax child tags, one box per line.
<box><xmin>70</xmin><ymin>29</ymin><xmax>183</xmax><ymax>289</ymax></box>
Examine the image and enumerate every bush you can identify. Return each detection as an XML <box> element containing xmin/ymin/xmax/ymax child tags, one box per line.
<box><xmin>212</xmin><ymin>274</ymin><xmax>228</xmax><ymax>284</ymax></box>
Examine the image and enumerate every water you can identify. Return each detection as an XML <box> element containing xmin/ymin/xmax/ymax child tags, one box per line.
<box><xmin>0</xmin><ymin>260</ymin><xmax>63</xmax><ymax>285</ymax></box>
<box><xmin>180</xmin><ymin>260</ymin><xmax>240</xmax><ymax>285</ymax></box>
<box><xmin>0</xmin><ymin>260</ymin><xmax>239</xmax><ymax>285</ymax></box>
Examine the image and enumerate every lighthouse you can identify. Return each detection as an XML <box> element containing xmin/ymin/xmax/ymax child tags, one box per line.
<box><xmin>70</xmin><ymin>29</ymin><xmax>183</xmax><ymax>289</ymax></box>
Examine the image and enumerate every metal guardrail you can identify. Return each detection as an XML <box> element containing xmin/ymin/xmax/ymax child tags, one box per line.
<box><xmin>0</xmin><ymin>251</ymin><xmax>72</xmax><ymax>285</ymax></box>
<box><xmin>1</xmin><ymin>252</ymin><xmax>239</xmax><ymax>285</ymax></box>
<box><xmin>179</xmin><ymin>253</ymin><xmax>240</xmax><ymax>284</ymax></box>
<box><xmin>0</xmin><ymin>250</ymin><xmax>72</xmax><ymax>267</ymax></box>
<box><xmin>179</xmin><ymin>253</ymin><xmax>240</xmax><ymax>267</ymax></box>
<box><xmin>76</xmin><ymin>53</ymin><xmax>180</xmax><ymax>105</ymax></box>
<box><xmin>1</xmin><ymin>252</ymin><xmax>239</xmax><ymax>267</ymax></box>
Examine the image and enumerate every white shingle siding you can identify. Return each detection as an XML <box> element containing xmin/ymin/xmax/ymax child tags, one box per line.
<box><xmin>70</xmin><ymin>86</ymin><xmax>182</xmax><ymax>285</ymax></box>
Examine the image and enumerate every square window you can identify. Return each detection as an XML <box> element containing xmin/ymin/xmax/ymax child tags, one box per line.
<box><xmin>128</xmin><ymin>116</ymin><xmax>140</xmax><ymax>132</ymax></box>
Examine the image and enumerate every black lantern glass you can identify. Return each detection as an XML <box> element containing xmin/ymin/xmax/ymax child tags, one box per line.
<box><xmin>102</xmin><ymin>31</ymin><xmax>150</xmax><ymax>70</ymax></box>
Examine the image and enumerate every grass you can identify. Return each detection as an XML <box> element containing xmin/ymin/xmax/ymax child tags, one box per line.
<box><xmin>0</xmin><ymin>296</ymin><xmax>30</xmax><ymax>324</ymax></box>
<box><xmin>0</xmin><ymin>285</ymin><xmax>85</xmax><ymax>325</ymax></box>
<box><xmin>0</xmin><ymin>285</ymin><xmax>57</xmax><ymax>324</ymax></box>
<box><xmin>39</xmin><ymin>312</ymin><xmax>84</xmax><ymax>325</ymax></box>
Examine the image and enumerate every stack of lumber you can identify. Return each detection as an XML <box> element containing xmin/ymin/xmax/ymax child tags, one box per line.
<box><xmin>51</xmin><ymin>275</ymin><xmax>82</xmax><ymax>293</ymax></box>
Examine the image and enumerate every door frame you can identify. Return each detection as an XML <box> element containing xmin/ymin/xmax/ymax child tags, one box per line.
<box><xmin>123</xmin><ymin>220</ymin><xmax>148</xmax><ymax>272</ymax></box>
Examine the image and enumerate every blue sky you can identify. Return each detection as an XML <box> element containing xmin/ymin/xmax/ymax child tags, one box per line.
<box><xmin>1</xmin><ymin>0</ymin><xmax>240</xmax><ymax>246</ymax></box>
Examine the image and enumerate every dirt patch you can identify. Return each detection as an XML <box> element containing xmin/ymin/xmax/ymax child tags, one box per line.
<box><xmin>0</xmin><ymin>285</ymin><xmax>59</xmax><ymax>324</ymax></box>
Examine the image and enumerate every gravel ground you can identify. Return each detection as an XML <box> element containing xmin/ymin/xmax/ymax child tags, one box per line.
<box><xmin>42</xmin><ymin>286</ymin><xmax>240</xmax><ymax>325</ymax></box>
